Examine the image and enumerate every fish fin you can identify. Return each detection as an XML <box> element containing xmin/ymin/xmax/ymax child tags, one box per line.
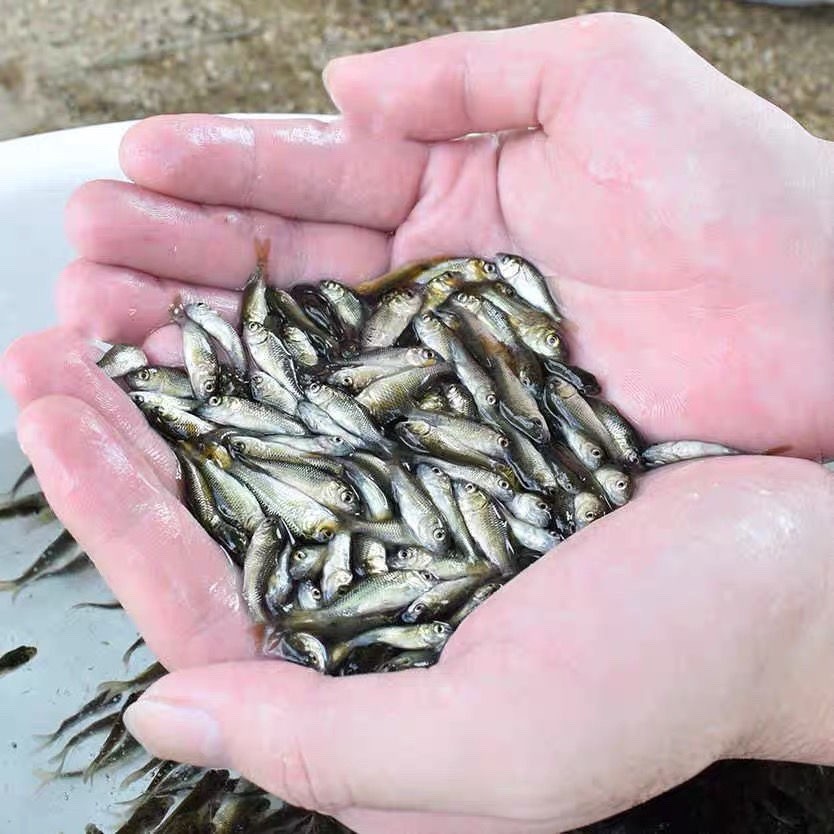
<box><xmin>10</xmin><ymin>464</ymin><xmax>36</xmax><ymax>498</ymax></box>
<box><xmin>32</xmin><ymin>732</ymin><xmax>59</xmax><ymax>752</ymax></box>
<box><xmin>169</xmin><ymin>294</ymin><xmax>185</xmax><ymax>322</ymax></box>
<box><xmin>254</xmin><ymin>236</ymin><xmax>271</xmax><ymax>268</ymax></box>
<box><xmin>763</xmin><ymin>445</ymin><xmax>792</xmax><ymax>456</ymax></box>
<box><xmin>95</xmin><ymin>681</ymin><xmax>124</xmax><ymax>698</ymax></box>
<box><xmin>0</xmin><ymin>579</ymin><xmax>18</xmax><ymax>593</ymax></box>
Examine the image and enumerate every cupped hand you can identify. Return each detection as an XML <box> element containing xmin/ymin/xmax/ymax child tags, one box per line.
<box><xmin>3</xmin><ymin>13</ymin><xmax>834</xmax><ymax>834</ymax></box>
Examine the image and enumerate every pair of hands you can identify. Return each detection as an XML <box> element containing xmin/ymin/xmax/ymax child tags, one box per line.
<box><xmin>4</xmin><ymin>13</ymin><xmax>834</xmax><ymax>834</ymax></box>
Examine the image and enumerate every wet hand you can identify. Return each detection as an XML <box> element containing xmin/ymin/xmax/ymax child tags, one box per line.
<box><xmin>4</xmin><ymin>12</ymin><xmax>834</xmax><ymax>834</ymax></box>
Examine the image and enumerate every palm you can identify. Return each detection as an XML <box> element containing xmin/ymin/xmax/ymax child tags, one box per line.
<box><xmin>4</xmin><ymin>14</ymin><xmax>834</xmax><ymax>834</ymax></box>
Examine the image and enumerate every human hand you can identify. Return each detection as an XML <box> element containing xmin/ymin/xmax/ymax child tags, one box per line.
<box><xmin>4</xmin><ymin>12</ymin><xmax>834</xmax><ymax>834</ymax></box>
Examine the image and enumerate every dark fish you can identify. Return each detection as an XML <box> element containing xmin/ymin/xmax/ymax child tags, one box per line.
<box><xmin>8</xmin><ymin>462</ymin><xmax>35</xmax><ymax>497</ymax></box>
<box><xmin>83</xmin><ymin>691</ymin><xmax>141</xmax><ymax>782</ymax></box>
<box><xmin>0</xmin><ymin>490</ymin><xmax>50</xmax><ymax>519</ymax></box>
<box><xmin>0</xmin><ymin>645</ymin><xmax>36</xmax><ymax>677</ymax></box>
<box><xmin>49</xmin><ymin>710</ymin><xmax>120</xmax><ymax>771</ymax></box>
<box><xmin>120</xmin><ymin>756</ymin><xmax>163</xmax><ymax>790</ymax></box>
<box><xmin>97</xmin><ymin>661</ymin><xmax>166</xmax><ymax>699</ymax></box>
<box><xmin>115</xmin><ymin>795</ymin><xmax>176</xmax><ymax>834</ymax></box>
<box><xmin>122</xmin><ymin>636</ymin><xmax>146</xmax><ymax>667</ymax></box>
<box><xmin>36</xmin><ymin>690</ymin><xmax>123</xmax><ymax>748</ymax></box>
<box><xmin>73</xmin><ymin>600</ymin><xmax>123</xmax><ymax>611</ymax></box>
<box><xmin>0</xmin><ymin>529</ymin><xmax>81</xmax><ymax>595</ymax></box>
<box><xmin>154</xmin><ymin>770</ymin><xmax>231</xmax><ymax>833</ymax></box>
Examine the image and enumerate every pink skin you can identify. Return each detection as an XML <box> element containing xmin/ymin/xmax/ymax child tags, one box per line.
<box><xmin>3</xmin><ymin>13</ymin><xmax>834</xmax><ymax>834</ymax></box>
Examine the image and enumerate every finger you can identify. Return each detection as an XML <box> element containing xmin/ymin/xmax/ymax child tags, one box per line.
<box><xmin>339</xmin><ymin>808</ymin><xmax>554</xmax><ymax>834</ymax></box>
<box><xmin>1</xmin><ymin>327</ymin><xmax>176</xmax><ymax>489</ymax></box>
<box><xmin>57</xmin><ymin>259</ymin><xmax>240</xmax><ymax>344</ymax></box>
<box><xmin>324</xmin><ymin>18</ymin><xmax>603</xmax><ymax>140</ymax></box>
<box><xmin>123</xmin><ymin>660</ymin><xmax>484</xmax><ymax>816</ymax></box>
<box><xmin>66</xmin><ymin>180</ymin><xmax>392</xmax><ymax>289</ymax></box>
<box><xmin>17</xmin><ymin>395</ymin><xmax>258</xmax><ymax>669</ymax></box>
<box><xmin>120</xmin><ymin>115</ymin><xmax>429</xmax><ymax>231</ymax></box>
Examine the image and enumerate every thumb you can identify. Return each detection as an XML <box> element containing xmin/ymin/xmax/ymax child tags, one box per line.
<box><xmin>123</xmin><ymin>659</ymin><xmax>482</xmax><ymax>815</ymax></box>
<box><xmin>322</xmin><ymin>14</ymin><xmax>660</xmax><ymax>141</ymax></box>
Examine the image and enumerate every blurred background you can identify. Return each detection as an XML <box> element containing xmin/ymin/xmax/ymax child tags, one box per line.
<box><xmin>0</xmin><ymin>2</ymin><xmax>832</xmax><ymax>833</ymax></box>
<box><xmin>0</xmin><ymin>0</ymin><xmax>832</xmax><ymax>141</ymax></box>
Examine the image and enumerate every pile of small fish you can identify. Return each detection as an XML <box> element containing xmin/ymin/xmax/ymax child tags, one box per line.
<box><xmin>4</xmin><ymin>245</ymin><xmax>832</xmax><ymax>833</ymax></box>
<box><xmin>90</xmin><ymin>243</ymin><xmax>746</xmax><ymax>675</ymax></box>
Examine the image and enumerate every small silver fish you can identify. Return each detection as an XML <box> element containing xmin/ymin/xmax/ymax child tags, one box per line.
<box><xmin>183</xmin><ymin>302</ymin><xmax>247</xmax><ymax>375</ymax></box>
<box><xmin>179</xmin><ymin>319</ymin><xmax>220</xmax><ymax>398</ymax></box>
<box><xmin>494</xmin><ymin>253</ymin><xmax>562</xmax><ymax>322</ymax></box>
<box><xmin>97</xmin><ymin>344</ymin><xmax>148</xmax><ymax>379</ymax></box>
<box><xmin>642</xmin><ymin>440</ymin><xmax>744</xmax><ymax>468</ymax></box>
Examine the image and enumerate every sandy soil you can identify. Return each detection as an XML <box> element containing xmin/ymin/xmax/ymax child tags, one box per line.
<box><xmin>0</xmin><ymin>1</ymin><xmax>831</xmax><ymax>141</ymax></box>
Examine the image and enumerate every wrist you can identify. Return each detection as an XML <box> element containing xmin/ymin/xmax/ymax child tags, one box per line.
<box><xmin>728</xmin><ymin>463</ymin><xmax>834</xmax><ymax>765</ymax></box>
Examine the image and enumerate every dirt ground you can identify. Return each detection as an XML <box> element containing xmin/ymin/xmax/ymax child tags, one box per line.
<box><xmin>0</xmin><ymin>0</ymin><xmax>831</xmax><ymax>141</ymax></box>
<box><xmin>1</xmin><ymin>3</ymin><xmax>832</xmax><ymax>833</ymax></box>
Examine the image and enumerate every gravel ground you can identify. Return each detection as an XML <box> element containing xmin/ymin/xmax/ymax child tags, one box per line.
<box><xmin>0</xmin><ymin>0</ymin><xmax>831</xmax><ymax>140</ymax></box>
<box><xmin>1</xmin><ymin>2</ymin><xmax>832</xmax><ymax>833</ymax></box>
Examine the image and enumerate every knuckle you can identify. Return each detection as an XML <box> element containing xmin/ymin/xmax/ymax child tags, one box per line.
<box><xmin>582</xmin><ymin>12</ymin><xmax>675</xmax><ymax>57</ymax></box>
<box><xmin>267</xmin><ymin>735</ymin><xmax>347</xmax><ymax>813</ymax></box>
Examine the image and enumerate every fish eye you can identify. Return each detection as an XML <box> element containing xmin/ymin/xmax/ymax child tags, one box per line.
<box><xmin>245</xmin><ymin>319</ymin><xmax>260</xmax><ymax>331</ymax></box>
<box><xmin>431</xmin><ymin>466</ymin><xmax>442</xmax><ymax>475</ymax></box>
<box><xmin>311</xmin><ymin>588</ymin><xmax>321</xmax><ymax>599</ymax></box>
<box><xmin>536</xmin><ymin>500</ymin><xmax>548</xmax><ymax>511</ymax></box>
<box><xmin>137</xmin><ymin>369</ymin><xmax>151</xmax><ymax>381</ymax></box>
<box><xmin>433</xmin><ymin>622</ymin><xmax>447</xmax><ymax>634</ymax></box>
<box><xmin>464</xmin><ymin>483</ymin><xmax>476</xmax><ymax>494</ymax></box>
<box><xmin>497</xmin><ymin>436</ymin><xmax>510</xmax><ymax>448</ymax></box>
<box><xmin>195</xmin><ymin>301</ymin><xmax>208</xmax><ymax>309</ymax></box>
<box><xmin>421</xmin><ymin>348</ymin><xmax>435</xmax><ymax>360</ymax></box>
<box><xmin>412</xmin><ymin>603</ymin><xmax>426</xmax><ymax>615</ymax></box>
<box><xmin>340</xmin><ymin>489</ymin><xmax>355</xmax><ymax>503</ymax></box>
<box><xmin>320</xmin><ymin>528</ymin><xmax>334</xmax><ymax>541</ymax></box>
<box><xmin>616</xmin><ymin>480</ymin><xmax>627</xmax><ymax>490</ymax></box>
<box><xmin>591</xmin><ymin>448</ymin><xmax>603</xmax><ymax>458</ymax></box>
<box><xmin>486</xmin><ymin>393</ymin><xmax>497</xmax><ymax>406</ymax></box>
<box><xmin>231</xmin><ymin>440</ymin><xmax>245</xmax><ymax>452</ymax></box>
<box><xmin>545</xmin><ymin>333</ymin><xmax>560</xmax><ymax>347</ymax></box>
<box><xmin>309</xmin><ymin>382</ymin><xmax>321</xmax><ymax>393</ymax></box>
<box><xmin>584</xmin><ymin>511</ymin><xmax>596</xmax><ymax>521</ymax></box>
<box><xmin>419</xmin><ymin>570</ymin><xmax>435</xmax><ymax>581</ymax></box>
<box><xmin>342</xmin><ymin>375</ymin><xmax>353</xmax><ymax>387</ymax></box>
<box><xmin>498</xmin><ymin>479</ymin><xmax>510</xmax><ymax>490</ymax></box>
<box><xmin>204</xmin><ymin>380</ymin><xmax>216</xmax><ymax>394</ymax></box>
<box><xmin>484</xmin><ymin>262</ymin><xmax>497</xmax><ymax>274</ymax></box>
<box><xmin>432</xmin><ymin>528</ymin><xmax>446</xmax><ymax>541</ymax></box>
<box><xmin>208</xmin><ymin>395</ymin><xmax>222</xmax><ymax>406</ymax></box>
<box><xmin>293</xmin><ymin>550</ymin><xmax>307</xmax><ymax>561</ymax></box>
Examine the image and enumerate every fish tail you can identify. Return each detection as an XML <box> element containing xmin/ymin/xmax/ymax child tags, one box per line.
<box><xmin>33</xmin><ymin>768</ymin><xmax>62</xmax><ymax>792</ymax></box>
<box><xmin>254</xmin><ymin>237</ymin><xmax>271</xmax><ymax>268</ymax></box>
<box><xmin>96</xmin><ymin>681</ymin><xmax>124</xmax><ymax>698</ymax></box>
<box><xmin>32</xmin><ymin>732</ymin><xmax>59</xmax><ymax>752</ymax></box>
<box><xmin>763</xmin><ymin>445</ymin><xmax>792</xmax><ymax>456</ymax></box>
<box><xmin>0</xmin><ymin>579</ymin><xmax>19</xmax><ymax>593</ymax></box>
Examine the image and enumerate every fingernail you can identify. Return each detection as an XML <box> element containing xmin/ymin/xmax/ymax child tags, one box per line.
<box><xmin>322</xmin><ymin>58</ymin><xmax>348</xmax><ymax>112</ymax></box>
<box><xmin>124</xmin><ymin>699</ymin><xmax>225</xmax><ymax>766</ymax></box>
